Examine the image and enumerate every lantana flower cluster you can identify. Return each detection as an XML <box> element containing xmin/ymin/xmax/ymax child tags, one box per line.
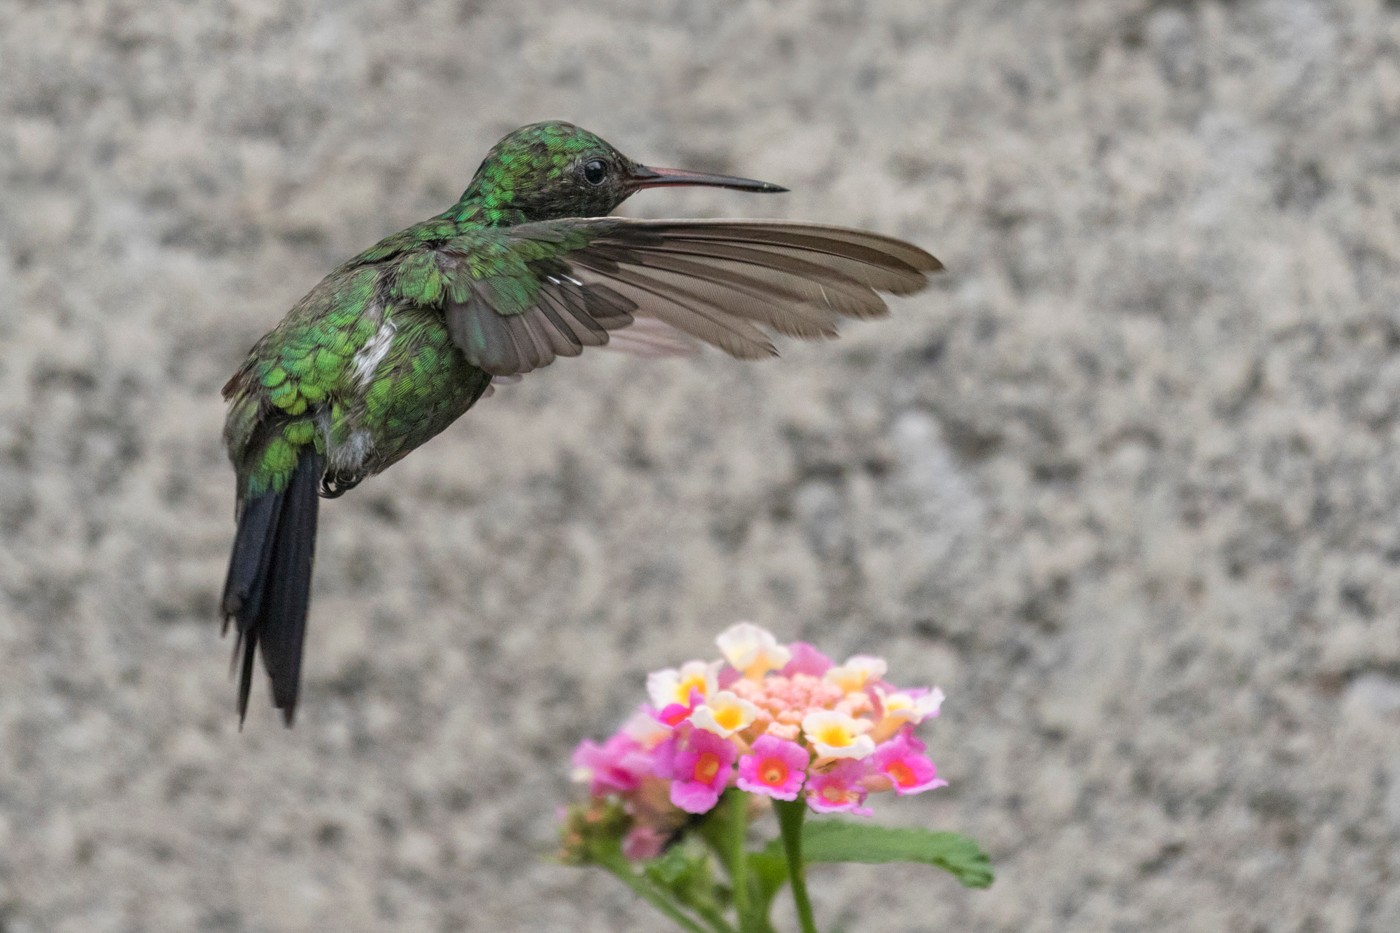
<box><xmin>569</xmin><ymin>623</ymin><xmax>947</xmax><ymax>860</ymax></box>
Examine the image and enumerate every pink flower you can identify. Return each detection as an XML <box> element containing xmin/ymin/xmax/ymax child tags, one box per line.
<box><xmin>653</xmin><ymin>688</ymin><xmax>704</xmax><ymax>728</ymax></box>
<box><xmin>737</xmin><ymin>735</ymin><xmax>809</xmax><ymax>801</ymax></box>
<box><xmin>806</xmin><ymin>760</ymin><xmax>872</xmax><ymax>815</ymax></box>
<box><xmin>869</xmin><ymin>732</ymin><xmax>947</xmax><ymax>796</ymax></box>
<box><xmin>781</xmin><ymin>642</ymin><xmax>833</xmax><ymax>678</ymax></box>
<box><xmin>565</xmin><ymin>622</ymin><xmax>956</xmax><ymax>851</ymax></box>
<box><xmin>623</xmin><ymin>825</ymin><xmax>669</xmax><ymax>861</ymax></box>
<box><xmin>657</xmin><ymin>725</ymin><xmax>735</xmax><ymax>814</ymax></box>
<box><xmin>572</xmin><ymin>733</ymin><xmax>653</xmax><ymax>797</ymax></box>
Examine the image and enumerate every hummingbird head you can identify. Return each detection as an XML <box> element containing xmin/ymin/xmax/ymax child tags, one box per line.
<box><xmin>459</xmin><ymin>121</ymin><xmax>786</xmax><ymax>224</ymax></box>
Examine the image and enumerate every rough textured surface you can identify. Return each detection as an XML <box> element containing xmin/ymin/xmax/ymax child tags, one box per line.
<box><xmin>3</xmin><ymin>1</ymin><xmax>1399</xmax><ymax>930</ymax></box>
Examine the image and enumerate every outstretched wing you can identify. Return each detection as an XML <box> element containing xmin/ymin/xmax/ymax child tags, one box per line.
<box><xmin>435</xmin><ymin>219</ymin><xmax>943</xmax><ymax>377</ymax></box>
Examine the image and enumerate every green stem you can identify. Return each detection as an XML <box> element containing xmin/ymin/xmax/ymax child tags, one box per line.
<box><xmin>774</xmin><ymin>799</ymin><xmax>820</xmax><ymax>933</ymax></box>
<box><xmin>725</xmin><ymin>793</ymin><xmax>757</xmax><ymax>931</ymax></box>
<box><xmin>691</xmin><ymin>901</ymin><xmax>741</xmax><ymax>933</ymax></box>
<box><xmin>598</xmin><ymin>851</ymin><xmax>713</xmax><ymax>933</ymax></box>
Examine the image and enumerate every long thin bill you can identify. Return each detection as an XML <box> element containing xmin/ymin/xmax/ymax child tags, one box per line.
<box><xmin>628</xmin><ymin>164</ymin><xmax>788</xmax><ymax>193</ymax></box>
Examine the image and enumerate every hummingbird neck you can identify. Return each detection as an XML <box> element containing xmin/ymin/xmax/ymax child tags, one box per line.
<box><xmin>445</xmin><ymin>185</ymin><xmax>527</xmax><ymax>227</ymax></box>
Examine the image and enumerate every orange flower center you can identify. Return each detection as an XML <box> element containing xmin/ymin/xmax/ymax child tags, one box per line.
<box><xmin>694</xmin><ymin>752</ymin><xmax>720</xmax><ymax>784</ymax></box>
<box><xmin>886</xmin><ymin>760</ymin><xmax>916</xmax><ymax>787</ymax></box>
<box><xmin>760</xmin><ymin>759</ymin><xmax>789</xmax><ymax>786</ymax></box>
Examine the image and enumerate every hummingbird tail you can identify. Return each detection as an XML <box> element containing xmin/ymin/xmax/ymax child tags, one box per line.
<box><xmin>221</xmin><ymin>448</ymin><xmax>324</xmax><ymax>727</ymax></box>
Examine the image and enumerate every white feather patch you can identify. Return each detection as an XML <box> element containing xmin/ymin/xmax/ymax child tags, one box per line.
<box><xmin>352</xmin><ymin>316</ymin><xmax>398</xmax><ymax>388</ymax></box>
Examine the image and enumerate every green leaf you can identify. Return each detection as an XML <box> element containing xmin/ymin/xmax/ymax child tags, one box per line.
<box><xmin>763</xmin><ymin>821</ymin><xmax>994</xmax><ymax>889</ymax></box>
<box><xmin>644</xmin><ymin>844</ymin><xmax>726</xmax><ymax>919</ymax></box>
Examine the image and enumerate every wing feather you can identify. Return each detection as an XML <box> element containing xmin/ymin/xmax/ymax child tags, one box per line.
<box><xmin>441</xmin><ymin>218</ymin><xmax>941</xmax><ymax>376</ymax></box>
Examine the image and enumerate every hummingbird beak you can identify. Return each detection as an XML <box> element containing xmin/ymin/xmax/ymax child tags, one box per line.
<box><xmin>627</xmin><ymin>164</ymin><xmax>788</xmax><ymax>194</ymax></box>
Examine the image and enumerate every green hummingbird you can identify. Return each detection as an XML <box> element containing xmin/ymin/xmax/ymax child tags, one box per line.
<box><xmin>222</xmin><ymin>120</ymin><xmax>942</xmax><ymax>725</ymax></box>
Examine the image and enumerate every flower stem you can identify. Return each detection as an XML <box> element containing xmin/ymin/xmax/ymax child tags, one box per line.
<box><xmin>774</xmin><ymin>799</ymin><xmax>819</xmax><ymax>933</ymax></box>
<box><xmin>724</xmin><ymin>792</ymin><xmax>757</xmax><ymax>931</ymax></box>
<box><xmin>598</xmin><ymin>850</ymin><xmax>715</xmax><ymax>933</ymax></box>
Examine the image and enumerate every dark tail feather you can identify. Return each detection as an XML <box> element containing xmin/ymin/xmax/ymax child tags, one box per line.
<box><xmin>222</xmin><ymin>450</ymin><xmax>324</xmax><ymax>727</ymax></box>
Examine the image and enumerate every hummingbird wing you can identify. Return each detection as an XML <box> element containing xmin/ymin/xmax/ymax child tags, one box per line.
<box><xmin>436</xmin><ymin>219</ymin><xmax>942</xmax><ymax>377</ymax></box>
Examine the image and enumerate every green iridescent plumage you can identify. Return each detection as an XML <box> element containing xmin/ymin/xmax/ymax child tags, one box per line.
<box><xmin>221</xmin><ymin>120</ymin><xmax>944</xmax><ymax>725</ymax></box>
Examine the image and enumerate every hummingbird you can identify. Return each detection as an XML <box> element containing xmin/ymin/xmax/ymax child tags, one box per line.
<box><xmin>222</xmin><ymin>120</ymin><xmax>942</xmax><ymax>725</ymax></box>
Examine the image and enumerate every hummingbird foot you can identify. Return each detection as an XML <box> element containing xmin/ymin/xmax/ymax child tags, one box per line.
<box><xmin>319</xmin><ymin>470</ymin><xmax>363</xmax><ymax>499</ymax></box>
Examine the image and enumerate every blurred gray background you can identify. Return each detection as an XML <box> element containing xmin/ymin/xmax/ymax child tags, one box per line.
<box><xmin>3</xmin><ymin>1</ymin><xmax>1398</xmax><ymax>930</ymax></box>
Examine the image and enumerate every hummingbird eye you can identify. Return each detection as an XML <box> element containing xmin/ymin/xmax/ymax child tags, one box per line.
<box><xmin>580</xmin><ymin>158</ymin><xmax>609</xmax><ymax>186</ymax></box>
